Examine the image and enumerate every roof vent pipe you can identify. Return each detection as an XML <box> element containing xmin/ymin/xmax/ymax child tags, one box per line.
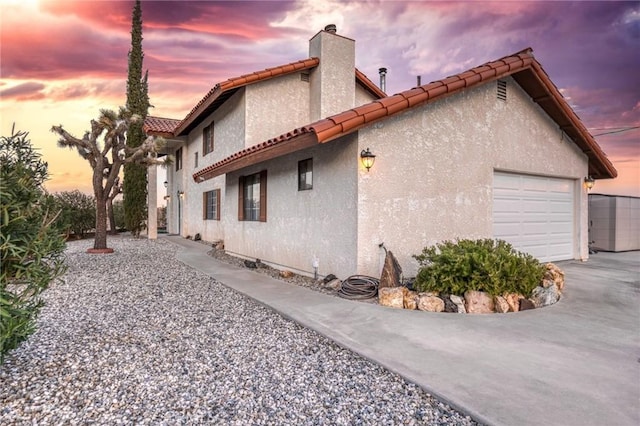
<box><xmin>417</xmin><ymin>75</ymin><xmax>421</xmax><ymax>86</ymax></box>
<box><xmin>379</xmin><ymin>67</ymin><xmax>387</xmax><ymax>92</ymax></box>
<box><xmin>324</xmin><ymin>24</ymin><xmax>337</xmax><ymax>33</ymax></box>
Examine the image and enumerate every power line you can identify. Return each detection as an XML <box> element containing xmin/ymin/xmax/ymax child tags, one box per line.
<box><xmin>593</xmin><ymin>126</ymin><xmax>640</xmax><ymax>137</ymax></box>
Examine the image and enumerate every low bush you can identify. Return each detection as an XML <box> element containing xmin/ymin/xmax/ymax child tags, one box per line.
<box><xmin>413</xmin><ymin>239</ymin><xmax>544</xmax><ymax>297</ymax></box>
<box><xmin>1</xmin><ymin>128</ymin><xmax>67</xmax><ymax>364</ymax></box>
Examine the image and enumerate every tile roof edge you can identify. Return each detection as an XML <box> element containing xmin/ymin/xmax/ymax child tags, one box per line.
<box><xmin>175</xmin><ymin>57</ymin><xmax>321</xmax><ymax>136</ymax></box>
<box><xmin>355</xmin><ymin>68</ymin><xmax>387</xmax><ymax>98</ymax></box>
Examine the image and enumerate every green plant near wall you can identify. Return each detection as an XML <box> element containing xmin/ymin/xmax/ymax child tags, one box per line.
<box><xmin>1</xmin><ymin>128</ymin><xmax>67</xmax><ymax>364</ymax></box>
<box><xmin>413</xmin><ymin>239</ymin><xmax>544</xmax><ymax>297</ymax></box>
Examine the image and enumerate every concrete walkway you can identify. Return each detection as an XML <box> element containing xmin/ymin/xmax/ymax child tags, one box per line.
<box><xmin>163</xmin><ymin>235</ymin><xmax>640</xmax><ymax>426</ymax></box>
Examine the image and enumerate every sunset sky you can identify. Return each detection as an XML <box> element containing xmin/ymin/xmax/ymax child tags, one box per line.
<box><xmin>1</xmin><ymin>0</ymin><xmax>638</xmax><ymax>197</ymax></box>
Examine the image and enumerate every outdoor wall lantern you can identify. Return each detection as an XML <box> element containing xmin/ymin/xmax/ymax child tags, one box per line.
<box><xmin>584</xmin><ymin>176</ymin><xmax>595</xmax><ymax>190</ymax></box>
<box><xmin>164</xmin><ymin>195</ymin><xmax>171</xmax><ymax>201</ymax></box>
<box><xmin>177</xmin><ymin>190</ymin><xmax>185</xmax><ymax>199</ymax></box>
<box><xmin>164</xmin><ymin>180</ymin><xmax>168</xmax><ymax>188</ymax></box>
<box><xmin>360</xmin><ymin>148</ymin><xmax>376</xmax><ymax>171</ymax></box>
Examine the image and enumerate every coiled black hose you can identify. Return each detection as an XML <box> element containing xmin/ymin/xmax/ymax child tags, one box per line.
<box><xmin>338</xmin><ymin>275</ymin><xmax>379</xmax><ymax>300</ymax></box>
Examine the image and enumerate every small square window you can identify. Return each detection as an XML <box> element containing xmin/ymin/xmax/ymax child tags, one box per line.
<box><xmin>298</xmin><ymin>158</ymin><xmax>313</xmax><ymax>191</ymax></box>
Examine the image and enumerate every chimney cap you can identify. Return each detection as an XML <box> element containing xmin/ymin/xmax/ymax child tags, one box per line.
<box><xmin>324</xmin><ymin>24</ymin><xmax>337</xmax><ymax>33</ymax></box>
<box><xmin>379</xmin><ymin>67</ymin><xmax>388</xmax><ymax>75</ymax></box>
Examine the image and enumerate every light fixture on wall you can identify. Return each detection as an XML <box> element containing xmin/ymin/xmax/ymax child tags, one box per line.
<box><xmin>164</xmin><ymin>180</ymin><xmax>168</xmax><ymax>188</ymax></box>
<box><xmin>164</xmin><ymin>195</ymin><xmax>171</xmax><ymax>201</ymax></box>
<box><xmin>177</xmin><ymin>190</ymin><xmax>184</xmax><ymax>199</ymax></box>
<box><xmin>360</xmin><ymin>148</ymin><xmax>376</xmax><ymax>172</ymax></box>
<box><xmin>584</xmin><ymin>176</ymin><xmax>595</xmax><ymax>190</ymax></box>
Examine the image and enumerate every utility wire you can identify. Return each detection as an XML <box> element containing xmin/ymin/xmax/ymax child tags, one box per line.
<box><xmin>592</xmin><ymin>126</ymin><xmax>640</xmax><ymax>137</ymax></box>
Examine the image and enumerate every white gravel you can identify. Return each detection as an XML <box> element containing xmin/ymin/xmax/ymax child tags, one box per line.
<box><xmin>1</xmin><ymin>236</ymin><xmax>478</xmax><ymax>425</ymax></box>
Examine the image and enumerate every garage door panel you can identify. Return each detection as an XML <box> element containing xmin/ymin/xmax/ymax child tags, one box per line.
<box><xmin>493</xmin><ymin>172</ymin><xmax>575</xmax><ymax>262</ymax></box>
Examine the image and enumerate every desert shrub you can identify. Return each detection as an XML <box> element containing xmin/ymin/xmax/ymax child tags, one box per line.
<box><xmin>54</xmin><ymin>190</ymin><xmax>96</xmax><ymax>238</ymax></box>
<box><xmin>0</xmin><ymin>128</ymin><xmax>67</xmax><ymax>364</ymax></box>
<box><xmin>413</xmin><ymin>239</ymin><xmax>544</xmax><ymax>297</ymax></box>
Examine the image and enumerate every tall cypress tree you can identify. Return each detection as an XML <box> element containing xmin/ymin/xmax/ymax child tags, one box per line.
<box><xmin>123</xmin><ymin>0</ymin><xmax>150</xmax><ymax>237</ymax></box>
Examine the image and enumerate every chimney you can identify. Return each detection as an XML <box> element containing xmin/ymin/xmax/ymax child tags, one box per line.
<box><xmin>417</xmin><ymin>75</ymin><xmax>421</xmax><ymax>86</ymax></box>
<box><xmin>379</xmin><ymin>67</ymin><xmax>387</xmax><ymax>93</ymax></box>
<box><xmin>309</xmin><ymin>25</ymin><xmax>356</xmax><ymax>120</ymax></box>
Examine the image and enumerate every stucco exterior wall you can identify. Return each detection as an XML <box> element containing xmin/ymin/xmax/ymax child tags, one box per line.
<box><xmin>356</xmin><ymin>76</ymin><xmax>589</xmax><ymax>277</ymax></box>
<box><xmin>245</xmin><ymin>73</ymin><xmax>311</xmax><ymax>147</ymax></box>
<box><xmin>223</xmin><ymin>134</ymin><xmax>359</xmax><ymax>278</ymax></box>
<box><xmin>355</xmin><ymin>84</ymin><xmax>379</xmax><ymax>107</ymax></box>
<box><xmin>169</xmin><ymin>90</ymin><xmax>246</xmax><ymax>239</ymax></box>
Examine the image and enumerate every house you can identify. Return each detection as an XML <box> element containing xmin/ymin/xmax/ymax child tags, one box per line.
<box><xmin>144</xmin><ymin>25</ymin><xmax>617</xmax><ymax>279</ymax></box>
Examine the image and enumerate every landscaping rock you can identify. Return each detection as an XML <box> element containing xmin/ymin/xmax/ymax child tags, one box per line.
<box><xmin>378</xmin><ymin>287</ymin><xmax>405</xmax><ymax>309</ymax></box>
<box><xmin>450</xmin><ymin>295</ymin><xmax>466</xmax><ymax>313</ymax></box>
<box><xmin>323</xmin><ymin>274</ymin><xmax>337</xmax><ymax>283</ymax></box>
<box><xmin>417</xmin><ymin>294</ymin><xmax>445</xmax><ymax>312</ymax></box>
<box><xmin>244</xmin><ymin>260</ymin><xmax>258</xmax><ymax>269</ymax></box>
<box><xmin>531</xmin><ymin>285</ymin><xmax>561</xmax><ymax>308</ymax></box>
<box><xmin>464</xmin><ymin>290</ymin><xmax>494</xmax><ymax>314</ymax></box>
<box><xmin>280</xmin><ymin>270</ymin><xmax>294</xmax><ymax>279</ymax></box>
<box><xmin>545</xmin><ymin>262</ymin><xmax>565</xmax><ymax>292</ymax></box>
<box><xmin>505</xmin><ymin>293</ymin><xmax>523</xmax><ymax>312</ymax></box>
<box><xmin>324</xmin><ymin>278</ymin><xmax>342</xmax><ymax>291</ymax></box>
<box><xmin>519</xmin><ymin>298</ymin><xmax>536</xmax><ymax>311</ymax></box>
<box><xmin>494</xmin><ymin>295</ymin><xmax>510</xmax><ymax>313</ymax></box>
<box><xmin>379</xmin><ymin>251</ymin><xmax>402</xmax><ymax>288</ymax></box>
<box><xmin>403</xmin><ymin>289</ymin><xmax>418</xmax><ymax>310</ymax></box>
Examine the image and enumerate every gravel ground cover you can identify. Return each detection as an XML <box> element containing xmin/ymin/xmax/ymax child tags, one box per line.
<box><xmin>1</xmin><ymin>236</ymin><xmax>478</xmax><ymax>425</ymax></box>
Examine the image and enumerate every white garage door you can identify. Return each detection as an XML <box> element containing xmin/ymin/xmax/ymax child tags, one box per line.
<box><xmin>493</xmin><ymin>172</ymin><xmax>574</xmax><ymax>262</ymax></box>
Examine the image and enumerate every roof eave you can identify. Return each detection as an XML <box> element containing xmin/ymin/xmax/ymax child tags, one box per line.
<box><xmin>193</xmin><ymin>131</ymin><xmax>318</xmax><ymax>182</ymax></box>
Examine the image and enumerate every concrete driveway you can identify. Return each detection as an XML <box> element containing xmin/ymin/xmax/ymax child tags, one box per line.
<box><xmin>167</xmin><ymin>236</ymin><xmax>640</xmax><ymax>426</ymax></box>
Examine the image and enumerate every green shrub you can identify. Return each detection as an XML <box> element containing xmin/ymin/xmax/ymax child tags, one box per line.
<box><xmin>0</xmin><ymin>128</ymin><xmax>67</xmax><ymax>364</ymax></box>
<box><xmin>54</xmin><ymin>190</ymin><xmax>96</xmax><ymax>238</ymax></box>
<box><xmin>413</xmin><ymin>239</ymin><xmax>544</xmax><ymax>297</ymax></box>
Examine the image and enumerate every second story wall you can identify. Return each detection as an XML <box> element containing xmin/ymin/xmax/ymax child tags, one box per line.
<box><xmin>244</xmin><ymin>73</ymin><xmax>311</xmax><ymax>147</ymax></box>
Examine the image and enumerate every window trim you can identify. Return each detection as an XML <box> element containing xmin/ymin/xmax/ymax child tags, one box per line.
<box><xmin>238</xmin><ymin>170</ymin><xmax>267</xmax><ymax>222</ymax></box>
<box><xmin>203</xmin><ymin>189</ymin><xmax>221</xmax><ymax>221</ymax></box>
<box><xmin>203</xmin><ymin>122</ymin><xmax>214</xmax><ymax>155</ymax></box>
<box><xmin>298</xmin><ymin>158</ymin><xmax>313</xmax><ymax>191</ymax></box>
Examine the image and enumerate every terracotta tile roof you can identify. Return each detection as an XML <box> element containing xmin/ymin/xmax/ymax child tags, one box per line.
<box><xmin>355</xmin><ymin>68</ymin><xmax>386</xmax><ymax>98</ymax></box>
<box><xmin>175</xmin><ymin>58</ymin><xmax>320</xmax><ymax>136</ymax></box>
<box><xmin>174</xmin><ymin>58</ymin><xmax>385</xmax><ymax>137</ymax></box>
<box><xmin>143</xmin><ymin>116</ymin><xmax>181</xmax><ymax>137</ymax></box>
<box><xmin>193</xmin><ymin>48</ymin><xmax>616</xmax><ymax>182</ymax></box>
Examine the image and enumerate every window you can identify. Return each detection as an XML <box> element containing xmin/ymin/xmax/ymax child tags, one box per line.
<box><xmin>203</xmin><ymin>189</ymin><xmax>220</xmax><ymax>220</ymax></box>
<box><xmin>298</xmin><ymin>158</ymin><xmax>313</xmax><ymax>191</ymax></box>
<box><xmin>194</xmin><ymin>152</ymin><xmax>198</xmax><ymax>168</ymax></box>
<box><xmin>203</xmin><ymin>122</ymin><xmax>214</xmax><ymax>155</ymax></box>
<box><xmin>175</xmin><ymin>147</ymin><xmax>183</xmax><ymax>171</ymax></box>
<box><xmin>238</xmin><ymin>171</ymin><xmax>267</xmax><ymax>222</ymax></box>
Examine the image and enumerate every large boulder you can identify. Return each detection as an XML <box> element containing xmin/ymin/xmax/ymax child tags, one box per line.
<box><xmin>464</xmin><ymin>290</ymin><xmax>495</xmax><ymax>314</ymax></box>
<box><xmin>379</xmin><ymin>251</ymin><xmax>403</xmax><ymax>288</ymax></box>
<box><xmin>378</xmin><ymin>287</ymin><xmax>405</xmax><ymax>309</ymax></box>
<box><xmin>403</xmin><ymin>289</ymin><xmax>418</xmax><ymax>310</ymax></box>
<box><xmin>417</xmin><ymin>294</ymin><xmax>445</xmax><ymax>312</ymax></box>
<box><xmin>530</xmin><ymin>285</ymin><xmax>561</xmax><ymax>308</ymax></box>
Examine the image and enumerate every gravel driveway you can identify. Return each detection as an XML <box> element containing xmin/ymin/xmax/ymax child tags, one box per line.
<box><xmin>1</xmin><ymin>237</ymin><xmax>477</xmax><ymax>425</ymax></box>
